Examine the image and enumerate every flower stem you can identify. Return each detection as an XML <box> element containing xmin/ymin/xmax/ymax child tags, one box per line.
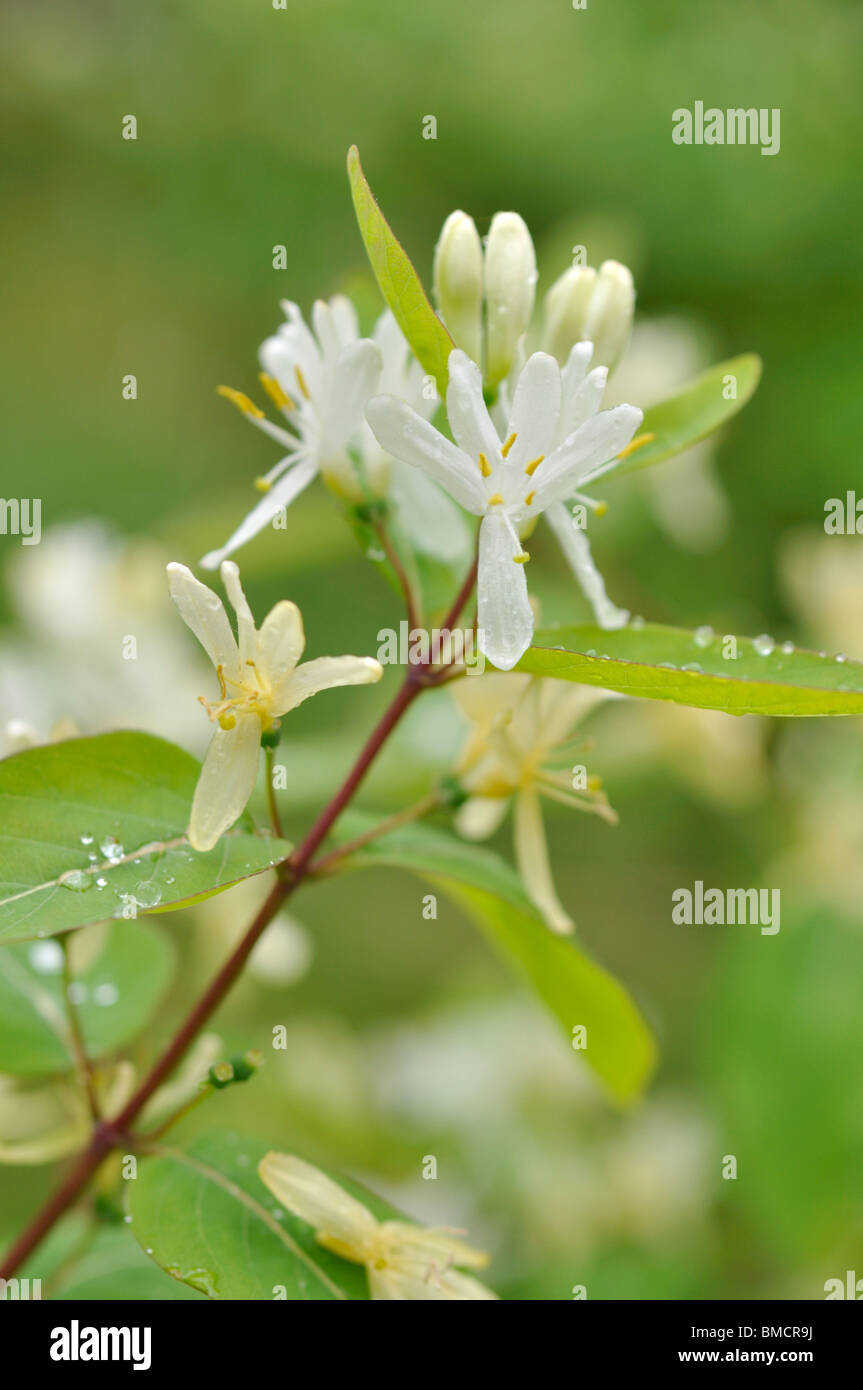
<box><xmin>61</xmin><ymin>937</ymin><xmax>100</xmax><ymax>1125</ymax></box>
<box><xmin>308</xmin><ymin>789</ymin><xmax>441</xmax><ymax>877</ymax></box>
<box><xmin>264</xmin><ymin>745</ymin><xmax>284</xmax><ymax>840</ymax></box>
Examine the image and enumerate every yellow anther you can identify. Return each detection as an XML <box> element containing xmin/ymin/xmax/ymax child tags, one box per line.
<box><xmin>254</xmin><ymin>477</ymin><xmax>272</xmax><ymax>493</ymax></box>
<box><xmin>524</xmin><ymin>454</ymin><xmax>545</xmax><ymax>477</ymax></box>
<box><xmin>594</xmin><ymin>500</ymin><xmax>608</xmax><ymax>518</ymax></box>
<box><xmin>501</xmin><ymin>432</ymin><xmax>517</xmax><ymax>458</ymax></box>
<box><xmin>488</xmin><ymin>493</ymin><xmax>505</xmax><ymax>505</ymax></box>
<box><xmin>478</xmin><ymin>452</ymin><xmax>493</xmax><ymax>478</ymax></box>
<box><xmin>258</xmin><ymin>372</ymin><xmax>297</xmax><ymax>412</ymax></box>
<box><xmin>217</xmin><ymin>386</ymin><xmax>265</xmax><ymax>419</ymax></box>
<box><xmin>218</xmin><ymin>713</ymin><xmax>237</xmax><ymax>731</ymax></box>
<box><xmin>294</xmin><ymin>365</ymin><xmax>311</xmax><ymax>400</ymax></box>
<box><xmin>524</xmin><ymin>490</ymin><xmax>536</xmax><ymax>507</ymax></box>
<box><xmin>616</xmin><ymin>431</ymin><xmax>655</xmax><ymax>460</ymax></box>
<box><xmin>587</xmin><ymin>774</ymin><xmax>603</xmax><ymax>792</ymax></box>
<box><xmin>513</xmin><ymin>551</ymin><xmax>530</xmax><ymax>564</ymax></box>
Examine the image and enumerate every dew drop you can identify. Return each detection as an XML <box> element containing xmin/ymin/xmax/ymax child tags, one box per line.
<box><xmin>100</xmin><ymin>836</ymin><xmax>124</xmax><ymax>863</ymax></box>
<box><xmin>835</xmin><ymin>653</ymin><xmax>848</xmax><ymax>663</ymax></box>
<box><xmin>95</xmin><ymin>876</ymin><xmax>108</xmax><ymax>890</ymax></box>
<box><xmin>80</xmin><ymin>834</ymin><xmax>94</xmax><ymax>846</ymax></box>
<box><xmin>781</xmin><ymin>641</ymin><xmax>794</xmax><ymax>655</ymax></box>
<box><xmin>753</xmin><ymin>634</ymin><xmax>775</xmax><ymax>656</ymax></box>
<box><xmin>67</xmin><ymin>982</ymin><xmax>87</xmax><ymax>1006</ymax></box>
<box><xmin>59</xmin><ymin>869</ymin><xmax>93</xmax><ymax>892</ymax></box>
<box><xmin>693</xmin><ymin>625</ymin><xmax>714</xmax><ymax>648</ymax></box>
<box><xmin>94</xmin><ymin>982</ymin><xmax>119</xmax><ymax>1007</ymax></box>
<box><xmin>682</xmin><ymin>662</ymin><xmax>703</xmax><ymax>673</ymax></box>
<box><xmin>629</xmin><ymin>615</ymin><xmax>645</xmax><ymax>630</ymax></box>
<box><xmin>133</xmin><ymin>880</ymin><xmax>162</xmax><ymax>909</ymax></box>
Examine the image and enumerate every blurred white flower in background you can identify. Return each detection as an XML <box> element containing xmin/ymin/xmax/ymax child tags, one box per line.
<box><xmin>0</xmin><ymin>522</ymin><xmax>209</xmax><ymax>750</ymax></box>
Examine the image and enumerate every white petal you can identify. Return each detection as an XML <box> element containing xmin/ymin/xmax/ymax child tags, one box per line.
<box><xmin>255</xmin><ymin>600</ymin><xmax>305</xmax><ymax>689</ymax></box>
<box><xmin>504</xmin><ymin>352</ymin><xmax>561</xmax><ymax>471</ymax></box>
<box><xmin>220</xmin><ymin>561</ymin><xmax>256</xmax><ymax>664</ymax></box>
<box><xmin>559</xmin><ymin>364</ymin><xmax>608</xmax><ymax>440</ymax></box>
<box><xmin>545</xmin><ymin>505</ymin><xmax>630</xmax><ymax>629</ymax></box>
<box><xmin>199</xmin><ymin>456</ymin><xmax>319</xmax><ymax>570</ymax></box>
<box><xmin>188</xmin><ymin>716</ymin><xmax>262</xmax><ymax>852</ymax></box>
<box><xmin>476</xmin><ymin>510</ymin><xmax>534</xmax><ymax>671</ymax></box>
<box><xmin>514</xmin><ymin>787</ymin><xmax>574</xmax><ymax>934</ymax></box>
<box><xmin>167</xmin><ymin>563</ymin><xmax>237</xmax><ymax>671</ymax></box>
<box><xmin>432</xmin><ymin>211</ymin><xmax>483</xmax><ymax>363</ymax></box>
<box><xmin>366</xmin><ymin>394</ymin><xmax>486</xmax><ymax>514</ymax></box>
<box><xmin>319</xmin><ymin>340</ymin><xmax>382</xmax><ymax>459</ymax></box>
<box><xmin>529</xmin><ymin>404</ymin><xmax>643</xmax><ymax>509</ymax></box>
<box><xmin>455</xmin><ymin>795</ymin><xmax>510</xmax><ymax>840</ymax></box>
<box><xmin>258</xmin><ymin>1152</ymin><xmax>378</xmax><ymax>1255</ymax></box>
<box><xmin>543</xmin><ymin>268</ymin><xmax>597</xmax><ymax>364</ymax></box>
<box><xmin>272</xmin><ymin>654</ymin><xmax>382</xmax><ymax>717</ymax></box>
<box><xmin>484</xmin><ymin>211</ymin><xmax>537</xmax><ymax>384</ymax></box>
<box><xmin>329</xmin><ymin>294</ymin><xmax>360</xmax><ymax>347</ymax></box>
<box><xmin>445</xmin><ymin>350</ymin><xmax>501</xmax><ymax>463</ymax></box>
<box><xmin>260</xmin><ymin>327</ymin><xmax>323</xmax><ymax>405</ymax></box>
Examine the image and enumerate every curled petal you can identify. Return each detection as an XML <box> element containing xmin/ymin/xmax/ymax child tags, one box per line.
<box><xmin>445</xmin><ymin>350</ymin><xmax>502</xmax><ymax>464</ymax></box>
<box><xmin>504</xmin><ymin>352</ymin><xmax>561</xmax><ymax>472</ymax></box>
<box><xmin>256</xmin><ymin>600</ymin><xmax>305</xmax><ymax>689</ymax></box>
<box><xmin>366</xmin><ymin>395</ymin><xmax>486</xmax><ymax>515</ymax></box>
<box><xmin>529</xmin><ymin>404</ymin><xmax>643</xmax><ymax>509</ymax></box>
<box><xmin>258</xmin><ymin>1152</ymin><xmax>377</xmax><ymax>1257</ymax></box>
<box><xmin>545</xmin><ymin>503</ymin><xmax>630</xmax><ymax>629</ymax></box>
<box><xmin>477</xmin><ymin>510</ymin><xmax>534</xmax><ymax>672</ymax></box>
<box><xmin>167</xmin><ymin>563</ymin><xmax>238</xmax><ymax>673</ymax></box>
<box><xmin>272</xmin><ymin>655</ymin><xmax>382</xmax><ymax>718</ymax></box>
<box><xmin>200</xmin><ymin>455</ymin><xmax>319</xmax><ymax>570</ymax></box>
<box><xmin>188</xmin><ymin>716</ymin><xmax>262</xmax><ymax>852</ymax></box>
<box><xmin>514</xmin><ymin>787</ymin><xmax>574</xmax><ymax>934</ymax></box>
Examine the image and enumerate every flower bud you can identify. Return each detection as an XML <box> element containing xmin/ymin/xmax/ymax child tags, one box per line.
<box><xmin>581</xmin><ymin>260</ymin><xmax>635</xmax><ymax>372</ymax></box>
<box><xmin>542</xmin><ymin>266</ymin><xmax>598</xmax><ymax>365</ymax></box>
<box><xmin>543</xmin><ymin>260</ymin><xmax>634</xmax><ymax>373</ymax></box>
<box><xmin>433</xmin><ymin>211</ymin><xmax>483</xmax><ymax>363</ymax></box>
<box><xmin>484</xmin><ymin>212</ymin><xmax>537</xmax><ymax>384</ymax></box>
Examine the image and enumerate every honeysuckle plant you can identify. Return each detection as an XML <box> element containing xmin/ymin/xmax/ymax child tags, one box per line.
<box><xmin>0</xmin><ymin>143</ymin><xmax>860</xmax><ymax>1302</ymax></box>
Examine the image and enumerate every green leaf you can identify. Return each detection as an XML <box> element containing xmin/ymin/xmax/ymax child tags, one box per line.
<box><xmin>520</xmin><ymin>623</ymin><xmax>863</xmax><ymax>717</ymax></box>
<box><xmin>347</xmin><ymin>145</ymin><xmax>454</xmax><ymax>393</ymax></box>
<box><xmin>0</xmin><ymin>732</ymin><xmax>291</xmax><ymax>945</ymax></box>
<box><xmin>128</xmin><ymin>1132</ymin><xmax>400</xmax><ymax>1300</ymax></box>
<box><xmin>51</xmin><ymin>1226</ymin><xmax>205</xmax><ymax>1301</ymax></box>
<box><xmin>615</xmin><ymin>353</ymin><xmax>762</xmax><ymax>476</ymax></box>
<box><xmin>0</xmin><ymin>922</ymin><xmax>175</xmax><ymax>1077</ymax></box>
<box><xmin>334</xmin><ymin>816</ymin><xmax>656</xmax><ymax>1104</ymax></box>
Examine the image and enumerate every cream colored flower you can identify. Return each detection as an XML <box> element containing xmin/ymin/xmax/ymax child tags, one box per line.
<box><xmin>452</xmin><ymin>673</ymin><xmax>617</xmax><ymax>934</ymax></box>
<box><xmin>0</xmin><ymin>1064</ymin><xmax>135</xmax><ymax>1166</ymax></box>
<box><xmin>543</xmin><ymin>259</ymin><xmax>635</xmax><ymax>372</ymax></box>
<box><xmin>168</xmin><ymin>561</ymin><xmax>382</xmax><ymax>851</ymax></box>
<box><xmin>258</xmin><ymin>1151</ymin><xmax>496</xmax><ymax>1300</ymax></box>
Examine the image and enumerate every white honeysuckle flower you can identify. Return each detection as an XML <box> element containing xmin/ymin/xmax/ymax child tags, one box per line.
<box><xmin>366</xmin><ymin>347</ymin><xmax>642</xmax><ymax>670</ymax></box>
<box><xmin>167</xmin><ymin>560</ymin><xmax>382</xmax><ymax>852</ymax></box>
<box><xmin>433</xmin><ymin>210</ymin><xmax>484</xmax><ymax>364</ymax></box>
<box><xmin>452</xmin><ymin>673</ymin><xmax>617</xmax><ymax>935</ymax></box>
<box><xmin>200</xmin><ymin>295</ymin><xmax>381</xmax><ymax>570</ymax></box>
<box><xmin>258</xmin><ymin>1151</ymin><xmax>497</xmax><ymax>1300</ymax></box>
<box><xmin>201</xmin><ymin>298</ymin><xmax>467</xmax><ymax>569</ymax></box>
<box><xmin>543</xmin><ymin>260</ymin><xmax>635</xmax><ymax>372</ymax></box>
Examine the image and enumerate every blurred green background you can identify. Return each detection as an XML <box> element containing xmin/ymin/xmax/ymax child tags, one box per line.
<box><xmin>2</xmin><ymin>0</ymin><xmax>863</xmax><ymax>1300</ymax></box>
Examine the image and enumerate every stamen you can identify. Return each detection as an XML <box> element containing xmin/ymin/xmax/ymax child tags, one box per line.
<box><xmin>513</xmin><ymin>551</ymin><xmax>530</xmax><ymax>564</ymax></box>
<box><xmin>524</xmin><ymin>454</ymin><xmax>545</xmax><ymax>476</ymax></box>
<box><xmin>254</xmin><ymin>477</ymin><xmax>272</xmax><ymax>493</ymax></box>
<box><xmin>294</xmin><ymin>365</ymin><xmax>311</xmax><ymax>400</ymax></box>
<box><xmin>487</xmin><ymin>493</ymin><xmax>504</xmax><ymax>505</ymax></box>
<box><xmin>258</xmin><ymin>372</ymin><xmax>297</xmax><ymax>412</ymax></box>
<box><xmin>217</xmin><ymin>386</ymin><xmax>264</xmax><ymax>419</ymax></box>
<box><xmin>616</xmin><ymin>431</ymin><xmax>655</xmax><ymax>460</ymax></box>
<box><xmin>218</xmin><ymin>713</ymin><xmax>237</xmax><ymax>731</ymax></box>
<box><xmin>523</xmin><ymin>490</ymin><xmax>536</xmax><ymax>506</ymax></box>
<box><xmin>501</xmin><ymin>432</ymin><xmax>517</xmax><ymax>458</ymax></box>
<box><xmin>478</xmin><ymin>452</ymin><xmax>493</xmax><ymax>478</ymax></box>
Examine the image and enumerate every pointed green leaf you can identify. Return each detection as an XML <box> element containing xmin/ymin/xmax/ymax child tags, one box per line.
<box><xmin>347</xmin><ymin>145</ymin><xmax>454</xmax><ymax>392</ymax></box>
<box><xmin>615</xmin><ymin>353</ymin><xmax>762</xmax><ymax>476</ymax></box>
<box><xmin>0</xmin><ymin>733</ymin><xmax>291</xmax><ymax>944</ymax></box>
<box><xmin>333</xmin><ymin>816</ymin><xmax>656</xmax><ymax>1104</ymax></box>
<box><xmin>519</xmin><ymin>622</ymin><xmax>863</xmax><ymax>716</ymax></box>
